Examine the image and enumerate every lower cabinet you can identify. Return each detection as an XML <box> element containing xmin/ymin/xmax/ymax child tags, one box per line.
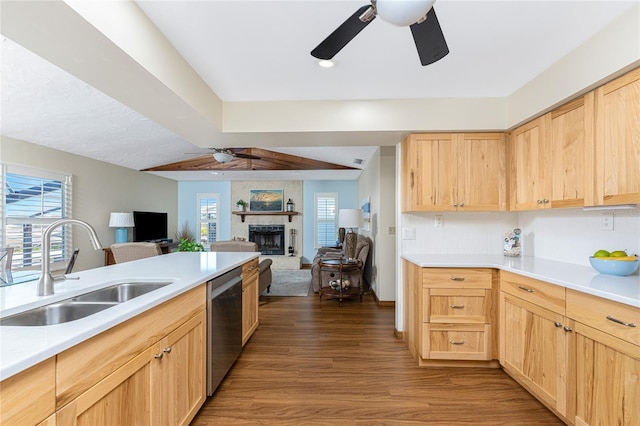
<box><xmin>53</xmin><ymin>284</ymin><xmax>207</xmax><ymax>426</ymax></box>
<box><xmin>242</xmin><ymin>258</ymin><xmax>260</xmax><ymax>346</ymax></box>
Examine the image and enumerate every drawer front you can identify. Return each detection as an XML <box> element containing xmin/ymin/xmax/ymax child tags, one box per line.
<box><xmin>567</xmin><ymin>289</ymin><xmax>639</xmax><ymax>346</ymax></box>
<box><xmin>421</xmin><ymin>323</ymin><xmax>491</xmax><ymax>360</ymax></box>
<box><xmin>242</xmin><ymin>258</ymin><xmax>259</xmax><ymax>282</ymax></box>
<box><xmin>429</xmin><ymin>288</ymin><xmax>489</xmax><ymax>324</ymax></box>
<box><xmin>423</xmin><ymin>268</ymin><xmax>492</xmax><ymax>289</ymax></box>
<box><xmin>500</xmin><ymin>271</ymin><xmax>565</xmax><ymax>315</ymax></box>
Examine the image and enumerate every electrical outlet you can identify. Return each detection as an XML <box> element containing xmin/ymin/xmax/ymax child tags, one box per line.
<box><xmin>402</xmin><ymin>228</ymin><xmax>416</xmax><ymax>240</ymax></box>
<box><xmin>601</xmin><ymin>212</ymin><xmax>614</xmax><ymax>231</ymax></box>
<box><xmin>434</xmin><ymin>215</ymin><xmax>444</xmax><ymax>228</ymax></box>
<box><xmin>388</xmin><ymin>226</ymin><xmax>396</xmax><ymax>235</ymax></box>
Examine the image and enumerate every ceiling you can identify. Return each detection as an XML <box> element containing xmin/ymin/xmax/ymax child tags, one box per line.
<box><xmin>0</xmin><ymin>1</ymin><xmax>637</xmax><ymax>181</ymax></box>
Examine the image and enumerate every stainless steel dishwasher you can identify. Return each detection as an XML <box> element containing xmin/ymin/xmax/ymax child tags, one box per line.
<box><xmin>206</xmin><ymin>266</ymin><xmax>243</xmax><ymax>396</ymax></box>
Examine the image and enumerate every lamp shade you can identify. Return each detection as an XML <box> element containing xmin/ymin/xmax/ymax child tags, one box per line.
<box><xmin>109</xmin><ymin>212</ymin><xmax>134</xmax><ymax>228</ymax></box>
<box><xmin>338</xmin><ymin>209</ymin><xmax>363</xmax><ymax>229</ymax></box>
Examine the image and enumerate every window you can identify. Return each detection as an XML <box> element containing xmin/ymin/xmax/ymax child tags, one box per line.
<box><xmin>1</xmin><ymin>165</ymin><xmax>73</xmax><ymax>271</ymax></box>
<box><xmin>198</xmin><ymin>193</ymin><xmax>219</xmax><ymax>247</ymax></box>
<box><xmin>314</xmin><ymin>192</ymin><xmax>338</xmax><ymax>248</ymax></box>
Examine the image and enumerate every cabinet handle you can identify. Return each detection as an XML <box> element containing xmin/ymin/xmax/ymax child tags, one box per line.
<box><xmin>154</xmin><ymin>353</ymin><xmax>163</xmax><ymax>360</ymax></box>
<box><xmin>449</xmin><ymin>277</ymin><xmax>465</xmax><ymax>281</ymax></box>
<box><xmin>543</xmin><ymin>199</ymin><xmax>549</xmax><ymax>204</ymax></box>
<box><xmin>518</xmin><ymin>285</ymin><xmax>535</xmax><ymax>293</ymax></box>
<box><xmin>459</xmin><ymin>203</ymin><xmax>464</xmax><ymax>207</ymax></box>
<box><xmin>563</xmin><ymin>326</ymin><xmax>573</xmax><ymax>333</ymax></box>
<box><xmin>410</xmin><ymin>171</ymin><xmax>414</xmax><ymax>189</ymax></box>
<box><xmin>449</xmin><ymin>304</ymin><xmax>465</xmax><ymax>309</ymax></box>
<box><xmin>554</xmin><ymin>322</ymin><xmax>562</xmax><ymax>328</ymax></box>
<box><xmin>163</xmin><ymin>347</ymin><xmax>172</xmax><ymax>354</ymax></box>
<box><xmin>606</xmin><ymin>315</ymin><xmax>637</xmax><ymax>328</ymax></box>
<box><xmin>453</xmin><ymin>203</ymin><xmax>458</xmax><ymax>207</ymax></box>
<box><xmin>449</xmin><ymin>340</ymin><xmax>465</xmax><ymax>345</ymax></box>
<box><xmin>248</xmin><ymin>266</ymin><xmax>257</xmax><ymax>271</ymax></box>
<box><xmin>536</xmin><ymin>200</ymin><xmax>543</xmax><ymax>204</ymax></box>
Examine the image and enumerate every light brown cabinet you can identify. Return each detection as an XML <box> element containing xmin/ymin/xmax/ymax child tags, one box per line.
<box><xmin>567</xmin><ymin>289</ymin><xmax>640</xmax><ymax>426</ymax></box>
<box><xmin>55</xmin><ymin>285</ymin><xmax>206</xmax><ymax>425</ymax></box>
<box><xmin>401</xmin><ymin>133</ymin><xmax>506</xmax><ymax>212</ymax></box>
<box><xmin>0</xmin><ymin>357</ymin><xmax>56</xmax><ymax>425</ymax></box>
<box><xmin>403</xmin><ymin>265</ymin><xmax>497</xmax><ymax>366</ymax></box>
<box><xmin>509</xmin><ymin>93</ymin><xmax>594</xmax><ymax>210</ymax></box>
<box><xmin>242</xmin><ymin>258</ymin><xmax>259</xmax><ymax>345</ymax></box>
<box><xmin>589</xmin><ymin>67</ymin><xmax>640</xmax><ymax>206</ymax></box>
<box><xmin>499</xmin><ymin>272</ymin><xmax>573</xmax><ymax>421</ymax></box>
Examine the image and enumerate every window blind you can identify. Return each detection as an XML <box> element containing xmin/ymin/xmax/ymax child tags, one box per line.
<box><xmin>315</xmin><ymin>192</ymin><xmax>338</xmax><ymax>247</ymax></box>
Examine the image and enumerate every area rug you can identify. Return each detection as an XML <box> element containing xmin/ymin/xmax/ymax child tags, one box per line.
<box><xmin>264</xmin><ymin>269</ymin><xmax>312</xmax><ymax>297</ymax></box>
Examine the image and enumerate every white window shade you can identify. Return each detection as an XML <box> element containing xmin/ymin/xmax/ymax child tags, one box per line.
<box><xmin>315</xmin><ymin>192</ymin><xmax>338</xmax><ymax>248</ymax></box>
<box><xmin>1</xmin><ymin>165</ymin><xmax>73</xmax><ymax>271</ymax></box>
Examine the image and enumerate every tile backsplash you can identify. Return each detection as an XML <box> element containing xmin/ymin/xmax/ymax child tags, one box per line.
<box><xmin>401</xmin><ymin>207</ymin><xmax>640</xmax><ymax>267</ymax></box>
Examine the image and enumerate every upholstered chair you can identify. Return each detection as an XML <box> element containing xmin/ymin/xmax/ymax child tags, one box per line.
<box><xmin>110</xmin><ymin>242</ymin><xmax>162</xmax><ymax>264</ymax></box>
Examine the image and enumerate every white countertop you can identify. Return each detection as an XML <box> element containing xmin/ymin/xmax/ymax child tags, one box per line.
<box><xmin>0</xmin><ymin>251</ymin><xmax>258</xmax><ymax>380</ymax></box>
<box><xmin>401</xmin><ymin>254</ymin><xmax>640</xmax><ymax>308</ymax></box>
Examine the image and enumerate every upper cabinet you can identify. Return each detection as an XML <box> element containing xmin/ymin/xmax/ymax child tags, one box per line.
<box><xmin>588</xmin><ymin>67</ymin><xmax>640</xmax><ymax>206</ymax></box>
<box><xmin>509</xmin><ymin>93</ymin><xmax>594</xmax><ymax>210</ymax></box>
<box><xmin>401</xmin><ymin>133</ymin><xmax>506</xmax><ymax>212</ymax></box>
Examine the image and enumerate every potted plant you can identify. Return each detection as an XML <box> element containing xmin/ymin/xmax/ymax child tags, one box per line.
<box><xmin>175</xmin><ymin>222</ymin><xmax>204</xmax><ymax>252</ymax></box>
<box><xmin>236</xmin><ymin>199</ymin><xmax>248</xmax><ymax>212</ymax></box>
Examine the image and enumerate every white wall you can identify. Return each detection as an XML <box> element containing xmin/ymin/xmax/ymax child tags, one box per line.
<box><xmin>1</xmin><ymin>136</ymin><xmax>178</xmax><ymax>271</ymax></box>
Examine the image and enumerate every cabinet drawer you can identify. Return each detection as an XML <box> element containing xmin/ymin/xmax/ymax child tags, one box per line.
<box><xmin>421</xmin><ymin>324</ymin><xmax>491</xmax><ymax>360</ymax></box>
<box><xmin>429</xmin><ymin>288</ymin><xmax>489</xmax><ymax>324</ymax></box>
<box><xmin>242</xmin><ymin>258</ymin><xmax>259</xmax><ymax>283</ymax></box>
<box><xmin>423</xmin><ymin>268</ymin><xmax>493</xmax><ymax>289</ymax></box>
<box><xmin>500</xmin><ymin>271</ymin><xmax>565</xmax><ymax>315</ymax></box>
<box><xmin>567</xmin><ymin>289</ymin><xmax>639</xmax><ymax>346</ymax></box>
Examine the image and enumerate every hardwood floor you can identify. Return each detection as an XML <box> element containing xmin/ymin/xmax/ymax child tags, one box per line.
<box><xmin>192</xmin><ymin>293</ymin><xmax>563</xmax><ymax>425</ymax></box>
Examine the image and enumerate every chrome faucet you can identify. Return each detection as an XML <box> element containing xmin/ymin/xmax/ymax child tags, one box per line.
<box><xmin>38</xmin><ymin>219</ymin><xmax>103</xmax><ymax>296</ymax></box>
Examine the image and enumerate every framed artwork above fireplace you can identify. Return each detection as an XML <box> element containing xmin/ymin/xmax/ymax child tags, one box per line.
<box><xmin>249</xmin><ymin>189</ymin><xmax>284</xmax><ymax>212</ymax></box>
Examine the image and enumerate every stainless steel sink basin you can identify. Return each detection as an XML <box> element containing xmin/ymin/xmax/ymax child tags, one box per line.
<box><xmin>1</xmin><ymin>281</ymin><xmax>173</xmax><ymax>326</ymax></box>
<box><xmin>0</xmin><ymin>301</ymin><xmax>117</xmax><ymax>326</ymax></box>
<box><xmin>72</xmin><ymin>281</ymin><xmax>172</xmax><ymax>303</ymax></box>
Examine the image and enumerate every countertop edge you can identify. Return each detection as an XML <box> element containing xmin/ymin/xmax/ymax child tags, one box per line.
<box><xmin>401</xmin><ymin>254</ymin><xmax>640</xmax><ymax>308</ymax></box>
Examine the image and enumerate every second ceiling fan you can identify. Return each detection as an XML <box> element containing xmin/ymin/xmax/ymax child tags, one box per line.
<box><xmin>311</xmin><ymin>0</ymin><xmax>448</xmax><ymax>66</ymax></box>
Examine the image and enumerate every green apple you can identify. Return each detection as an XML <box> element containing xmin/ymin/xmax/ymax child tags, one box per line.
<box><xmin>610</xmin><ymin>250</ymin><xmax>628</xmax><ymax>257</ymax></box>
<box><xmin>593</xmin><ymin>249</ymin><xmax>610</xmax><ymax>257</ymax></box>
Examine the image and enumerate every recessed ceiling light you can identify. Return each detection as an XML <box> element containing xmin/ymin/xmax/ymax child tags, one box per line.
<box><xmin>318</xmin><ymin>60</ymin><xmax>334</xmax><ymax>68</ymax></box>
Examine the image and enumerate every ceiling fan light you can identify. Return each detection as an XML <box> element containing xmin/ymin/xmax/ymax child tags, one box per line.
<box><xmin>377</xmin><ymin>0</ymin><xmax>436</xmax><ymax>26</ymax></box>
<box><xmin>213</xmin><ymin>152</ymin><xmax>234</xmax><ymax>163</ymax></box>
<box><xmin>318</xmin><ymin>60</ymin><xmax>334</xmax><ymax>68</ymax></box>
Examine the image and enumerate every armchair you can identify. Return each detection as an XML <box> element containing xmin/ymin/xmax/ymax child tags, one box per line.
<box><xmin>311</xmin><ymin>234</ymin><xmax>371</xmax><ymax>293</ymax></box>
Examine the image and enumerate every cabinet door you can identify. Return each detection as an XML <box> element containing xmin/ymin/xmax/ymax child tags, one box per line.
<box><xmin>549</xmin><ymin>93</ymin><xmax>594</xmax><ymax>208</ymax></box>
<box><xmin>56</xmin><ymin>346</ymin><xmax>154</xmax><ymax>425</ymax></box>
<box><xmin>242</xmin><ymin>275</ymin><xmax>259</xmax><ymax>345</ymax></box>
<box><xmin>401</xmin><ymin>134</ymin><xmax>457</xmax><ymax>211</ymax></box>
<box><xmin>592</xmin><ymin>67</ymin><xmax>640</xmax><ymax>205</ymax></box>
<box><xmin>457</xmin><ymin>133</ymin><xmax>507</xmax><ymax>211</ymax></box>
<box><xmin>499</xmin><ymin>292</ymin><xmax>571</xmax><ymax>418</ymax></box>
<box><xmin>152</xmin><ymin>311</ymin><xmax>206</xmax><ymax>426</ymax></box>
<box><xmin>510</xmin><ymin>116</ymin><xmax>552</xmax><ymax>210</ymax></box>
<box><xmin>574</xmin><ymin>322</ymin><xmax>640</xmax><ymax>426</ymax></box>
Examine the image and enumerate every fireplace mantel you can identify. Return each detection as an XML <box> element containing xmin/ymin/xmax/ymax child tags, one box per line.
<box><xmin>232</xmin><ymin>211</ymin><xmax>299</xmax><ymax>223</ymax></box>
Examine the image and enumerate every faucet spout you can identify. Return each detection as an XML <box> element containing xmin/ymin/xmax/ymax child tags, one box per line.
<box><xmin>38</xmin><ymin>219</ymin><xmax>103</xmax><ymax>296</ymax></box>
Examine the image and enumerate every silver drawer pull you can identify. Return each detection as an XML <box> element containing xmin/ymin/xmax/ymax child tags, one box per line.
<box><xmin>554</xmin><ymin>322</ymin><xmax>562</xmax><ymax>328</ymax></box>
<box><xmin>449</xmin><ymin>304</ymin><xmax>465</xmax><ymax>309</ymax></box>
<box><xmin>563</xmin><ymin>326</ymin><xmax>573</xmax><ymax>333</ymax></box>
<box><xmin>449</xmin><ymin>340</ymin><xmax>465</xmax><ymax>345</ymax></box>
<box><xmin>163</xmin><ymin>347</ymin><xmax>172</xmax><ymax>354</ymax></box>
<box><xmin>154</xmin><ymin>353</ymin><xmax>163</xmax><ymax>360</ymax></box>
<box><xmin>518</xmin><ymin>285</ymin><xmax>535</xmax><ymax>293</ymax></box>
<box><xmin>606</xmin><ymin>315</ymin><xmax>637</xmax><ymax>328</ymax></box>
<box><xmin>449</xmin><ymin>277</ymin><xmax>465</xmax><ymax>281</ymax></box>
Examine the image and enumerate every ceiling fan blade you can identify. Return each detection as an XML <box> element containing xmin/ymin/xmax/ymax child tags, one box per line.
<box><xmin>410</xmin><ymin>8</ymin><xmax>449</xmax><ymax>66</ymax></box>
<box><xmin>233</xmin><ymin>153</ymin><xmax>261</xmax><ymax>160</ymax></box>
<box><xmin>311</xmin><ymin>5</ymin><xmax>376</xmax><ymax>60</ymax></box>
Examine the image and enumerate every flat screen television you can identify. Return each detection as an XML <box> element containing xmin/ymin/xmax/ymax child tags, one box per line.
<box><xmin>133</xmin><ymin>211</ymin><xmax>168</xmax><ymax>242</ymax></box>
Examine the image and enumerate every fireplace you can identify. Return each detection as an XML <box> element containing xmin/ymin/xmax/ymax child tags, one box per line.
<box><xmin>248</xmin><ymin>225</ymin><xmax>285</xmax><ymax>255</ymax></box>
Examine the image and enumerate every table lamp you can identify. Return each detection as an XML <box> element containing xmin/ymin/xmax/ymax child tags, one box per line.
<box><xmin>109</xmin><ymin>212</ymin><xmax>134</xmax><ymax>243</ymax></box>
<box><xmin>338</xmin><ymin>209</ymin><xmax>363</xmax><ymax>261</ymax></box>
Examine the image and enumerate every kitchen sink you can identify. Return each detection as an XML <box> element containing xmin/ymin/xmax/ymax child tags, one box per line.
<box><xmin>71</xmin><ymin>281</ymin><xmax>172</xmax><ymax>303</ymax></box>
<box><xmin>0</xmin><ymin>280</ymin><xmax>173</xmax><ymax>326</ymax></box>
<box><xmin>0</xmin><ymin>301</ymin><xmax>117</xmax><ymax>326</ymax></box>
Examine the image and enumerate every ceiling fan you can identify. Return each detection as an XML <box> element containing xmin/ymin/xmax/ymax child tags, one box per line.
<box><xmin>311</xmin><ymin>0</ymin><xmax>448</xmax><ymax>66</ymax></box>
<box><xmin>186</xmin><ymin>148</ymin><xmax>262</xmax><ymax>164</ymax></box>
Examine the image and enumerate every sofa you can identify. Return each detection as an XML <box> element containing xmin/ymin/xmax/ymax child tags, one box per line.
<box><xmin>209</xmin><ymin>240</ymin><xmax>272</xmax><ymax>294</ymax></box>
<box><xmin>310</xmin><ymin>234</ymin><xmax>371</xmax><ymax>293</ymax></box>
